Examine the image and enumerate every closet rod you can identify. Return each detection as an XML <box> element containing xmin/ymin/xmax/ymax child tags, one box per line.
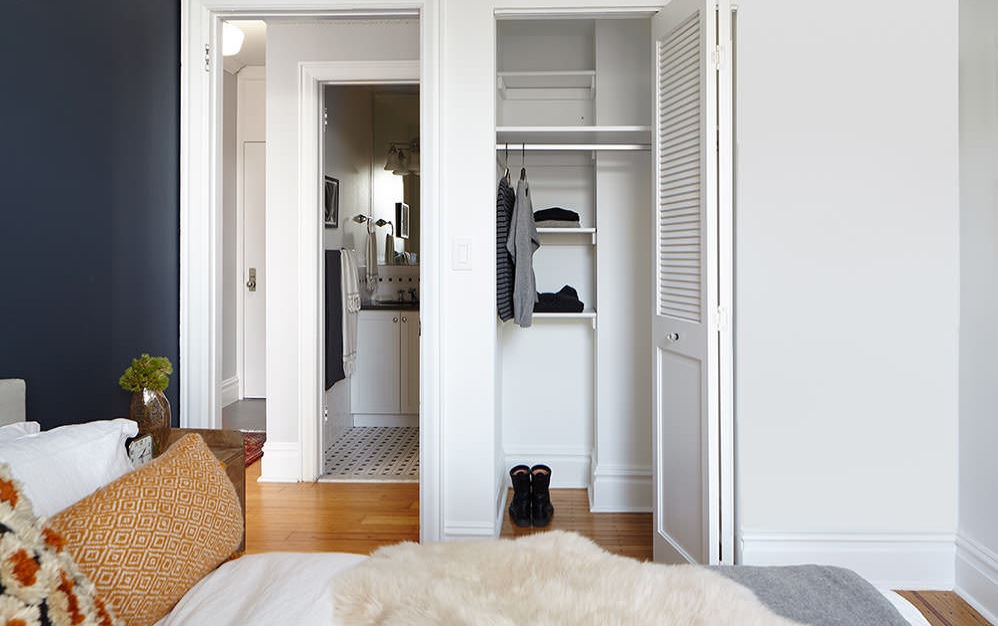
<box><xmin>495</xmin><ymin>143</ymin><xmax>650</xmax><ymax>152</ymax></box>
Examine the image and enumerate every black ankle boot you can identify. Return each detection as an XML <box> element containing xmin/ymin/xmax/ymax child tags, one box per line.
<box><xmin>508</xmin><ymin>465</ymin><xmax>532</xmax><ymax>527</ymax></box>
<box><xmin>529</xmin><ymin>464</ymin><xmax>554</xmax><ymax>527</ymax></box>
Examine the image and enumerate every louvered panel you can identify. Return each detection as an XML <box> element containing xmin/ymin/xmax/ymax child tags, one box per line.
<box><xmin>657</xmin><ymin>10</ymin><xmax>703</xmax><ymax>322</ymax></box>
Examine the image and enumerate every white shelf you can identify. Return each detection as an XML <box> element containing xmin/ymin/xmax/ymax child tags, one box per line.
<box><xmin>537</xmin><ymin>227</ymin><xmax>596</xmax><ymax>244</ymax></box>
<box><xmin>497</xmin><ymin>70</ymin><xmax>596</xmax><ymax>100</ymax></box>
<box><xmin>532</xmin><ymin>310</ymin><xmax>597</xmax><ymax>320</ymax></box>
<box><xmin>496</xmin><ymin>125</ymin><xmax>652</xmax><ymax>151</ymax></box>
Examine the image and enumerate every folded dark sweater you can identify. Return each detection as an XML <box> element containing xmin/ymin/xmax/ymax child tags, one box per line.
<box><xmin>534</xmin><ymin>285</ymin><xmax>585</xmax><ymax>313</ymax></box>
<box><xmin>533</xmin><ymin>207</ymin><xmax>580</xmax><ymax>223</ymax></box>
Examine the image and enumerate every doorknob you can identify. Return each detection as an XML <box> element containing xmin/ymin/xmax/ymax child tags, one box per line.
<box><xmin>666</xmin><ymin>332</ymin><xmax>680</xmax><ymax>342</ymax></box>
<box><xmin>246</xmin><ymin>268</ymin><xmax>257</xmax><ymax>292</ymax></box>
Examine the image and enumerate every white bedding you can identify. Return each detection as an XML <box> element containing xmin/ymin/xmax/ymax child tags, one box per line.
<box><xmin>155</xmin><ymin>551</ymin><xmax>931</xmax><ymax>626</ymax></box>
<box><xmin>154</xmin><ymin>552</ymin><xmax>365</xmax><ymax>626</ymax></box>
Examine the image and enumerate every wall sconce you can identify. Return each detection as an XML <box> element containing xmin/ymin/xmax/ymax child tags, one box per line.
<box><xmin>383</xmin><ymin>139</ymin><xmax>420</xmax><ymax>175</ymax></box>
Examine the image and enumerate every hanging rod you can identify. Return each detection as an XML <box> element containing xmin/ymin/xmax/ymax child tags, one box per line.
<box><xmin>495</xmin><ymin>143</ymin><xmax>650</xmax><ymax>152</ymax></box>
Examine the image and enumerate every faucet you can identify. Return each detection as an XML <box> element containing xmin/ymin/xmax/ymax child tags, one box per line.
<box><xmin>408</xmin><ymin>288</ymin><xmax>418</xmax><ymax>303</ymax></box>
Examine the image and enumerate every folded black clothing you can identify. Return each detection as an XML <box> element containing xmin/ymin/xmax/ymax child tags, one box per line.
<box><xmin>534</xmin><ymin>285</ymin><xmax>585</xmax><ymax>313</ymax></box>
<box><xmin>533</xmin><ymin>207</ymin><xmax>580</xmax><ymax>222</ymax></box>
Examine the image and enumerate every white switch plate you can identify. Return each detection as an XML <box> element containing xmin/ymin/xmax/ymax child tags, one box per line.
<box><xmin>452</xmin><ymin>238</ymin><xmax>472</xmax><ymax>270</ymax></box>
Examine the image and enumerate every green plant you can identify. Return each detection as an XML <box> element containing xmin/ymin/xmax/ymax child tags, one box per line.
<box><xmin>118</xmin><ymin>354</ymin><xmax>173</xmax><ymax>393</ymax></box>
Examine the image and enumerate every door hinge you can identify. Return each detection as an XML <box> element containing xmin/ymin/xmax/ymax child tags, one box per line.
<box><xmin>712</xmin><ymin>45</ymin><xmax>726</xmax><ymax>71</ymax></box>
<box><xmin>204</xmin><ymin>44</ymin><xmax>212</xmax><ymax>72</ymax></box>
<box><xmin>715</xmin><ymin>305</ymin><xmax>730</xmax><ymax>333</ymax></box>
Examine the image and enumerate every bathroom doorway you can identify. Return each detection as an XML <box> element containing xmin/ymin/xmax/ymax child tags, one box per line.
<box><xmin>319</xmin><ymin>85</ymin><xmax>421</xmax><ymax>483</ymax></box>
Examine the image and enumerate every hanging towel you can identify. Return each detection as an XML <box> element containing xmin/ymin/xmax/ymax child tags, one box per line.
<box><xmin>325</xmin><ymin>250</ymin><xmax>346</xmax><ymax>389</ymax></box>
<box><xmin>342</xmin><ymin>248</ymin><xmax>361</xmax><ymax>377</ymax></box>
<box><xmin>365</xmin><ymin>227</ymin><xmax>379</xmax><ymax>292</ymax></box>
<box><xmin>507</xmin><ymin>177</ymin><xmax>540</xmax><ymax>327</ymax></box>
<box><xmin>496</xmin><ymin>175</ymin><xmax>515</xmax><ymax>322</ymax></box>
<box><xmin>384</xmin><ymin>232</ymin><xmax>396</xmax><ymax>265</ymax></box>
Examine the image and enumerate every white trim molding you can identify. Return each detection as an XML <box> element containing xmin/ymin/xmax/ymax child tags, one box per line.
<box><xmin>256</xmin><ymin>441</ymin><xmax>301</xmax><ymax>483</ymax></box>
<box><xmin>589</xmin><ymin>464</ymin><xmax>652</xmax><ymax>513</ymax></box>
<box><xmin>504</xmin><ymin>446</ymin><xmax>591</xmax><ymax>489</ymax></box>
<box><xmin>220</xmin><ymin>376</ymin><xmax>240</xmax><ymax>407</ymax></box>
<box><xmin>443</xmin><ymin>522</ymin><xmax>497</xmax><ymax>541</ymax></box>
<box><xmin>955</xmin><ymin>533</ymin><xmax>998</xmax><ymax>625</ymax></box>
<box><xmin>296</xmin><ymin>59</ymin><xmax>420</xmax><ymax>485</ymax></box>
<box><xmin>738</xmin><ymin>531</ymin><xmax>956</xmax><ymax>590</ymax></box>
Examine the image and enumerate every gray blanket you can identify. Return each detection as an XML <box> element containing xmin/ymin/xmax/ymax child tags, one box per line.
<box><xmin>713</xmin><ymin>565</ymin><xmax>912</xmax><ymax>626</ymax></box>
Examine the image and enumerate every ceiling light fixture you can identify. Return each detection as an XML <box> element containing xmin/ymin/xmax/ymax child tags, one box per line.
<box><xmin>222</xmin><ymin>22</ymin><xmax>245</xmax><ymax>57</ymax></box>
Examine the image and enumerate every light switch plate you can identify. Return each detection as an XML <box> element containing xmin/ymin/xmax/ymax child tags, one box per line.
<box><xmin>452</xmin><ymin>238</ymin><xmax>472</xmax><ymax>270</ymax></box>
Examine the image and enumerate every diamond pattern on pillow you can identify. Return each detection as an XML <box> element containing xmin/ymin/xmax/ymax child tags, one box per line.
<box><xmin>50</xmin><ymin>434</ymin><xmax>243</xmax><ymax>626</ymax></box>
<box><xmin>0</xmin><ymin>463</ymin><xmax>121</xmax><ymax>626</ymax></box>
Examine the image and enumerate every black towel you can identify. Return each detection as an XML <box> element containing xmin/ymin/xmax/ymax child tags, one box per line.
<box><xmin>325</xmin><ymin>250</ymin><xmax>346</xmax><ymax>389</ymax></box>
<box><xmin>534</xmin><ymin>285</ymin><xmax>585</xmax><ymax>313</ymax></box>
<box><xmin>533</xmin><ymin>207</ymin><xmax>580</xmax><ymax>223</ymax></box>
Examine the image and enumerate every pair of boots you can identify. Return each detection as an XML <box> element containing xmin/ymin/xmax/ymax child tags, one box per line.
<box><xmin>508</xmin><ymin>464</ymin><xmax>555</xmax><ymax>528</ymax></box>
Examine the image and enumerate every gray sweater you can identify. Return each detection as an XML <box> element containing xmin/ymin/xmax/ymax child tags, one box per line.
<box><xmin>506</xmin><ymin>178</ymin><xmax>539</xmax><ymax>327</ymax></box>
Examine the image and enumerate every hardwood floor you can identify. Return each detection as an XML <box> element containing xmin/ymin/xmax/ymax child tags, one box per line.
<box><xmin>244</xmin><ymin>466</ymin><xmax>991</xmax><ymax>625</ymax></box>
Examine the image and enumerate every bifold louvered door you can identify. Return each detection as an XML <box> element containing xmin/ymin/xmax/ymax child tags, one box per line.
<box><xmin>651</xmin><ymin>0</ymin><xmax>721</xmax><ymax>565</ymax></box>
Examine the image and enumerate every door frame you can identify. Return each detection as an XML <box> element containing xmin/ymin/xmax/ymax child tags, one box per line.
<box><xmin>494</xmin><ymin>4</ymin><xmax>733</xmax><ymax>562</ymax></box>
<box><xmin>180</xmin><ymin>0</ymin><xmax>443</xmax><ymax>541</ymax></box>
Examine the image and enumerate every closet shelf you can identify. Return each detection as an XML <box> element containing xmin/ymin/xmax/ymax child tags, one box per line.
<box><xmin>537</xmin><ymin>227</ymin><xmax>597</xmax><ymax>245</ymax></box>
<box><xmin>497</xmin><ymin>70</ymin><xmax>596</xmax><ymax>100</ymax></box>
<box><xmin>496</xmin><ymin>125</ymin><xmax>652</xmax><ymax>150</ymax></box>
<box><xmin>532</xmin><ymin>310</ymin><xmax>597</xmax><ymax>320</ymax></box>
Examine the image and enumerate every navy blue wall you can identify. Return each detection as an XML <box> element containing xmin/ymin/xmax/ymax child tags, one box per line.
<box><xmin>0</xmin><ymin>1</ymin><xmax>180</xmax><ymax>428</ymax></box>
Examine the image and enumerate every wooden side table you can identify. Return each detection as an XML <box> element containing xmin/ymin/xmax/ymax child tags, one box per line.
<box><xmin>162</xmin><ymin>428</ymin><xmax>247</xmax><ymax>553</ymax></box>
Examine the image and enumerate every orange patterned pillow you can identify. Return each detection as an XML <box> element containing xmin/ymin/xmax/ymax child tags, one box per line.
<box><xmin>49</xmin><ymin>434</ymin><xmax>243</xmax><ymax>626</ymax></box>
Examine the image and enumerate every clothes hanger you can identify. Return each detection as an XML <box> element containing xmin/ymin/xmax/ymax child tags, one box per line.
<box><xmin>503</xmin><ymin>143</ymin><xmax>510</xmax><ymax>183</ymax></box>
<box><xmin>519</xmin><ymin>144</ymin><xmax>526</xmax><ymax>181</ymax></box>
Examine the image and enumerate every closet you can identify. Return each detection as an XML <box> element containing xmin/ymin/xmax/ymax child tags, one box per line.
<box><xmin>497</xmin><ymin>17</ymin><xmax>654</xmax><ymax>512</ymax></box>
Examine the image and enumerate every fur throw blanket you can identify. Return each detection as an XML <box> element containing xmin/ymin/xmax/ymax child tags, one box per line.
<box><xmin>333</xmin><ymin>531</ymin><xmax>805</xmax><ymax>626</ymax></box>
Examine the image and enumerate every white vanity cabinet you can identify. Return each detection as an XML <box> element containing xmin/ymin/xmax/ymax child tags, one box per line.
<box><xmin>351</xmin><ymin>309</ymin><xmax>419</xmax><ymax>420</ymax></box>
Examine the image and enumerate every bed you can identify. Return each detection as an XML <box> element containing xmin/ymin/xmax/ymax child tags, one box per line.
<box><xmin>0</xmin><ymin>379</ymin><xmax>933</xmax><ymax>626</ymax></box>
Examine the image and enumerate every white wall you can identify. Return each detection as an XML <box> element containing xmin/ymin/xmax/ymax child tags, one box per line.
<box><xmin>222</xmin><ymin>70</ymin><xmax>239</xmax><ymax>390</ymax></box>
<box><xmin>322</xmin><ymin>85</ymin><xmax>373</xmax><ymax>254</ymax></box>
<box><xmin>734</xmin><ymin>0</ymin><xmax>960</xmax><ymax>587</ymax></box>
<box><xmin>264</xmin><ymin>20</ymin><xmax>420</xmax><ymax>480</ymax></box>
<box><xmin>957</xmin><ymin>0</ymin><xmax>998</xmax><ymax>619</ymax></box>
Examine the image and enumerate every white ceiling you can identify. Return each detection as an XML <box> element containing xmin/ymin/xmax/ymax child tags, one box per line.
<box><xmin>223</xmin><ymin>20</ymin><xmax>267</xmax><ymax>74</ymax></box>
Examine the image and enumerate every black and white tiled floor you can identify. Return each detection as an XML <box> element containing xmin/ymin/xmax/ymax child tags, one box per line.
<box><xmin>320</xmin><ymin>427</ymin><xmax>419</xmax><ymax>483</ymax></box>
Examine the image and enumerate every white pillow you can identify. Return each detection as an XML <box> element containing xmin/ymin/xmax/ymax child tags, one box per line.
<box><xmin>0</xmin><ymin>418</ymin><xmax>138</xmax><ymax>517</ymax></box>
<box><xmin>0</xmin><ymin>421</ymin><xmax>41</xmax><ymax>443</ymax></box>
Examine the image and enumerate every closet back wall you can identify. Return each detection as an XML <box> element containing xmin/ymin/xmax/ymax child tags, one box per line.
<box><xmin>0</xmin><ymin>0</ymin><xmax>180</xmax><ymax>428</ymax></box>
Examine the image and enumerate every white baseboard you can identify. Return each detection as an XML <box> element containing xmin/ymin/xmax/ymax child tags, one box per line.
<box><xmin>257</xmin><ymin>441</ymin><xmax>300</xmax><ymax>483</ymax></box>
<box><xmin>955</xmin><ymin>533</ymin><xmax>998</xmax><ymax>625</ymax></box>
<box><xmin>496</xmin><ymin>472</ymin><xmax>509</xmax><ymax>533</ymax></box>
<box><xmin>220</xmin><ymin>376</ymin><xmax>240</xmax><ymax>407</ymax></box>
<box><xmin>352</xmin><ymin>413</ymin><xmax>419</xmax><ymax>427</ymax></box>
<box><xmin>443</xmin><ymin>522</ymin><xmax>499</xmax><ymax>541</ymax></box>
<box><xmin>504</xmin><ymin>446</ymin><xmax>590</xmax><ymax>488</ymax></box>
<box><xmin>589</xmin><ymin>464</ymin><xmax>652</xmax><ymax>512</ymax></box>
<box><xmin>738</xmin><ymin>531</ymin><xmax>956</xmax><ymax>589</ymax></box>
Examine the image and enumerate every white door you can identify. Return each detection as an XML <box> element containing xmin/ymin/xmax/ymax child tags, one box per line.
<box><xmin>242</xmin><ymin>142</ymin><xmax>267</xmax><ymax>398</ymax></box>
<box><xmin>652</xmin><ymin>0</ymin><xmax>729</xmax><ymax>565</ymax></box>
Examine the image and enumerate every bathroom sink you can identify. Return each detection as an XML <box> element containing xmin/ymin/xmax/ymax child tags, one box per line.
<box><xmin>362</xmin><ymin>300</ymin><xmax>419</xmax><ymax>310</ymax></box>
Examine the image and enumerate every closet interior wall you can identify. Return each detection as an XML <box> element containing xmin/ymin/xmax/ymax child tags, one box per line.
<box><xmin>498</xmin><ymin>16</ymin><xmax>653</xmax><ymax>512</ymax></box>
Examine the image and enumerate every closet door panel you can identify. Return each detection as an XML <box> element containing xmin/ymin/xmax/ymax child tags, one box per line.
<box><xmin>651</xmin><ymin>0</ymin><xmax>720</xmax><ymax>566</ymax></box>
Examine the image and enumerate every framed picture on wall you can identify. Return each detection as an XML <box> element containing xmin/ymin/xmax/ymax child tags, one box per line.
<box><xmin>395</xmin><ymin>202</ymin><xmax>409</xmax><ymax>239</ymax></box>
<box><xmin>323</xmin><ymin>176</ymin><xmax>339</xmax><ymax>228</ymax></box>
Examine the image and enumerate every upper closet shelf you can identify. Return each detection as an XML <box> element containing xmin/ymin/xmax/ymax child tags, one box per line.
<box><xmin>497</xmin><ymin>70</ymin><xmax>596</xmax><ymax>100</ymax></box>
<box><xmin>496</xmin><ymin>125</ymin><xmax>652</xmax><ymax>151</ymax></box>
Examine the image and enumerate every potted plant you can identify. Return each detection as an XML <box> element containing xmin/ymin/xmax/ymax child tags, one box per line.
<box><xmin>119</xmin><ymin>354</ymin><xmax>173</xmax><ymax>452</ymax></box>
